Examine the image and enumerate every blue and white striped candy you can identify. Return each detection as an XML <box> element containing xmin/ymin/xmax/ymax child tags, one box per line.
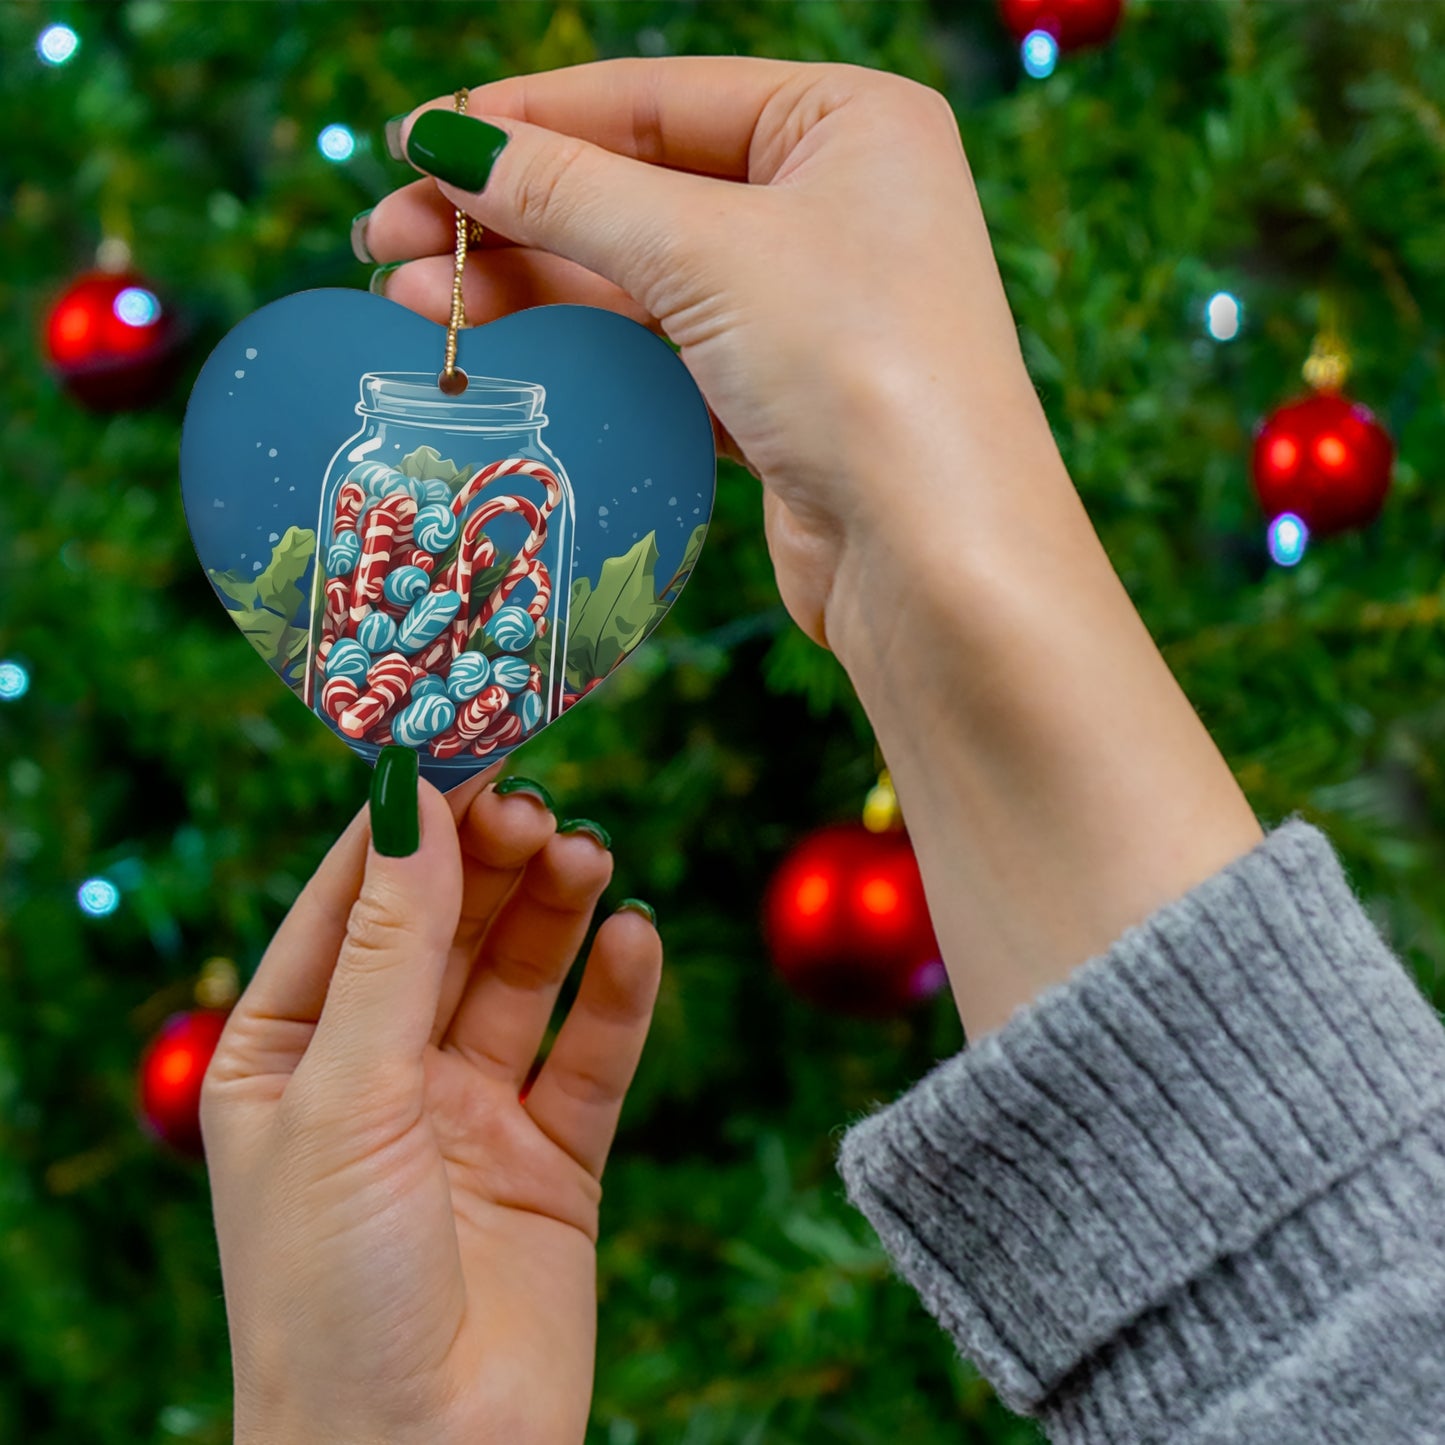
<box><xmin>324</xmin><ymin>637</ymin><xmax>371</xmax><ymax>683</ymax></box>
<box><xmin>515</xmin><ymin>690</ymin><xmax>544</xmax><ymax>733</ymax></box>
<box><xmin>357</xmin><ymin>611</ymin><xmax>398</xmax><ymax>654</ymax></box>
<box><xmin>392</xmin><ymin>694</ymin><xmax>457</xmax><ymax>748</ymax></box>
<box><xmin>411</xmin><ymin>674</ymin><xmax>448</xmax><ymax>700</ymax></box>
<box><xmin>445</xmin><ymin>652</ymin><xmax>491</xmax><ymax>701</ymax></box>
<box><xmin>326</xmin><ymin>531</ymin><xmax>362</xmax><ymax>577</ymax></box>
<box><xmin>484</xmin><ymin>605</ymin><xmax>535</xmax><ymax>653</ymax></box>
<box><xmin>382</xmin><ymin>564</ymin><xmax>431</xmax><ymax>606</ymax></box>
<box><xmin>420</xmin><ymin>478</ymin><xmax>454</xmax><ymax>506</ymax></box>
<box><xmin>412</xmin><ymin>503</ymin><xmax>459</xmax><ymax>553</ymax></box>
<box><xmin>347</xmin><ymin>461</ymin><xmax>403</xmax><ymax>495</ymax></box>
<box><xmin>490</xmin><ymin>656</ymin><xmax>531</xmax><ymax>694</ymax></box>
<box><xmin>397</xmin><ymin>589</ymin><xmax>462</xmax><ymax>653</ymax></box>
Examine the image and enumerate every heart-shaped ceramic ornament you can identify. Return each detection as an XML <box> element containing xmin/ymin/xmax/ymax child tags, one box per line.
<box><xmin>181</xmin><ymin>291</ymin><xmax>716</xmax><ymax>789</ymax></box>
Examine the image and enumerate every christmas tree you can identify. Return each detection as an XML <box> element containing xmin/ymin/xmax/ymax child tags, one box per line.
<box><xmin>2</xmin><ymin>3</ymin><xmax>1442</xmax><ymax>1442</ymax></box>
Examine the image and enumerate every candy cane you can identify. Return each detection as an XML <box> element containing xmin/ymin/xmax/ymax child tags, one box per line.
<box><xmin>348</xmin><ymin>496</ymin><xmax>415</xmax><ymax>635</ymax></box>
<box><xmin>446</xmin><ymin>495</ymin><xmax>545</xmax><ymax>658</ymax></box>
<box><xmin>472</xmin><ymin>546</ymin><xmax>551</xmax><ymax>639</ymax></box>
<box><xmin>334</xmin><ymin>481</ymin><xmax>366</xmax><ymax>535</ymax></box>
<box><xmin>321</xmin><ymin>675</ymin><xmax>359</xmax><ymax>723</ymax></box>
<box><xmin>338</xmin><ymin>653</ymin><xmax>413</xmax><ymax>739</ymax></box>
<box><xmin>449</xmin><ymin>458</ymin><xmax>562</xmax><ymax>518</ymax></box>
<box><xmin>428</xmin><ymin>683</ymin><xmax>508</xmax><ymax>759</ymax></box>
<box><xmin>470</xmin><ymin>711</ymin><xmax>524</xmax><ymax>756</ymax></box>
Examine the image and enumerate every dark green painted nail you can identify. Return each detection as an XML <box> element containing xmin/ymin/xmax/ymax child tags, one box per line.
<box><xmin>558</xmin><ymin>818</ymin><xmax>612</xmax><ymax>850</ymax></box>
<box><xmin>617</xmin><ymin>898</ymin><xmax>657</xmax><ymax>926</ymax></box>
<box><xmin>350</xmin><ymin>208</ymin><xmax>375</xmax><ymax>264</ymax></box>
<box><xmin>494</xmin><ymin>775</ymin><xmax>555</xmax><ymax>812</ymax></box>
<box><xmin>384</xmin><ymin>113</ymin><xmax>408</xmax><ymax>162</ymax></box>
<box><xmin>371</xmin><ymin>746</ymin><xmax>419</xmax><ymax>857</ymax></box>
<box><xmin>369</xmin><ymin>262</ymin><xmax>403</xmax><ymax>297</ymax></box>
<box><xmin>405</xmin><ymin>110</ymin><xmax>509</xmax><ymax>192</ymax></box>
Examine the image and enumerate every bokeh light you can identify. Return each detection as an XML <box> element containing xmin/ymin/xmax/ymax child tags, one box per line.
<box><xmin>317</xmin><ymin>124</ymin><xmax>356</xmax><ymax>162</ymax></box>
<box><xmin>1205</xmin><ymin>291</ymin><xmax>1242</xmax><ymax>341</ymax></box>
<box><xmin>77</xmin><ymin>878</ymin><xmax>121</xmax><ymax>917</ymax></box>
<box><xmin>114</xmin><ymin>287</ymin><xmax>161</xmax><ymax>328</ymax></box>
<box><xmin>0</xmin><ymin>660</ymin><xmax>29</xmax><ymax>701</ymax></box>
<box><xmin>1021</xmin><ymin>30</ymin><xmax>1059</xmax><ymax>79</ymax></box>
<box><xmin>1267</xmin><ymin>512</ymin><xmax>1309</xmax><ymax>567</ymax></box>
<box><xmin>37</xmin><ymin>24</ymin><xmax>79</xmax><ymax>66</ymax></box>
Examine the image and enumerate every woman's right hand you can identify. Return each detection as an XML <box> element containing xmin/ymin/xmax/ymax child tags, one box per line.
<box><xmin>360</xmin><ymin>57</ymin><xmax>1064</xmax><ymax>657</ymax></box>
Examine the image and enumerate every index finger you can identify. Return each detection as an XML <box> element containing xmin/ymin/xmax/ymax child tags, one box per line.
<box><xmin>413</xmin><ymin>55</ymin><xmax>811</xmax><ymax>182</ymax></box>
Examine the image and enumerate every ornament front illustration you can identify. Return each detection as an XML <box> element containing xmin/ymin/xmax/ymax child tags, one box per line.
<box><xmin>306</xmin><ymin>373</ymin><xmax>576</xmax><ymax>768</ymax></box>
<box><xmin>180</xmin><ymin>291</ymin><xmax>716</xmax><ymax>788</ymax></box>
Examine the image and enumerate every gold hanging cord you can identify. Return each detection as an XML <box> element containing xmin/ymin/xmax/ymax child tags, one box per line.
<box><xmin>440</xmin><ymin>88</ymin><xmax>480</xmax><ymax>395</ymax></box>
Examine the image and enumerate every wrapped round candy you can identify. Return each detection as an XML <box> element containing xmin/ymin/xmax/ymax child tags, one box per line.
<box><xmin>516</xmin><ymin>690</ymin><xmax>544</xmax><ymax>733</ymax></box>
<box><xmin>324</xmin><ymin>637</ymin><xmax>371</xmax><ymax>683</ymax></box>
<box><xmin>357</xmin><ymin>611</ymin><xmax>399</xmax><ymax>654</ymax></box>
<box><xmin>411</xmin><ymin>674</ymin><xmax>448</xmax><ymax>700</ymax></box>
<box><xmin>326</xmin><ymin>531</ymin><xmax>362</xmax><ymax>577</ymax></box>
<box><xmin>383</xmin><ymin>564</ymin><xmax>431</xmax><ymax>606</ymax></box>
<box><xmin>420</xmin><ymin>478</ymin><xmax>455</xmax><ymax>507</ymax></box>
<box><xmin>392</xmin><ymin>693</ymin><xmax>457</xmax><ymax>748</ymax></box>
<box><xmin>484</xmin><ymin>605</ymin><xmax>536</xmax><ymax>653</ymax></box>
<box><xmin>413</xmin><ymin>502</ymin><xmax>459</xmax><ymax>553</ymax></box>
<box><xmin>446</xmin><ymin>652</ymin><xmax>492</xmax><ymax>701</ymax></box>
<box><xmin>490</xmin><ymin>656</ymin><xmax>531</xmax><ymax>694</ymax></box>
<box><xmin>347</xmin><ymin>461</ymin><xmax>402</xmax><ymax>494</ymax></box>
<box><xmin>397</xmin><ymin>589</ymin><xmax>462</xmax><ymax>652</ymax></box>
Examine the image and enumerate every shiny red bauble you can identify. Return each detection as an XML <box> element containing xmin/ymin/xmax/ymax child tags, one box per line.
<box><xmin>998</xmin><ymin>0</ymin><xmax>1125</xmax><ymax>49</ymax></box>
<box><xmin>1251</xmin><ymin>392</ymin><xmax>1394</xmax><ymax>537</ymax></box>
<box><xmin>763</xmin><ymin>823</ymin><xmax>945</xmax><ymax>1017</ymax></box>
<box><xmin>44</xmin><ymin>270</ymin><xmax>182</xmax><ymax>410</ymax></box>
<box><xmin>137</xmin><ymin>1009</ymin><xmax>230</xmax><ymax>1157</ymax></box>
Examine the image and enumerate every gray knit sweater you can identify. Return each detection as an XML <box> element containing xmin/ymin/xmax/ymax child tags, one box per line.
<box><xmin>836</xmin><ymin>820</ymin><xmax>1445</xmax><ymax>1443</ymax></box>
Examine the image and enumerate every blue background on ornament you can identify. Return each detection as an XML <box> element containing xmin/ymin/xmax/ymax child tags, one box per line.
<box><xmin>181</xmin><ymin>292</ymin><xmax>716</xmax><ymax>781</ymax></box>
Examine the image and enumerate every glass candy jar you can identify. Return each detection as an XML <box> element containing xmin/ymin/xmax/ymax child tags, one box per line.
<box><xmin>304</xmin><ymin>373</ymin><xmax>575</xmax><ymax>777</ymax></box>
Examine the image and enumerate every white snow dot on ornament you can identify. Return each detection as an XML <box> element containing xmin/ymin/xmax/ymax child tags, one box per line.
<box><xmin>234</xmin><ymin>369</ymin><xmax>245</xmax><ymax>379</ymax></box>
<box><xmin>245</xmin><ymin>347</ymin><xmax>257</xmax><ymax>359</ymax></box>
<box><xmin>268</xmin><ymin>447</ymin><xmax>278</xmax><ymax>457</ymax></box>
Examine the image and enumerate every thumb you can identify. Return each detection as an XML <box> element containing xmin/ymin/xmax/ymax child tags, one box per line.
<box><xmin>397</xmin><ymin>106</ymin><xmax>736</xmax><ymax>319</ymax></box>
<box><xmin>303</xmin><ymin>748</ymin><xmax>463</xmax><ymax>1089</ymax></box>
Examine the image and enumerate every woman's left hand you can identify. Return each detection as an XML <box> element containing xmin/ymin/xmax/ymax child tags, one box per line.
<box><xmin>201</xmin><ymin>766</ymin><xmax>661</xmax><ymax>1445</ymax></box>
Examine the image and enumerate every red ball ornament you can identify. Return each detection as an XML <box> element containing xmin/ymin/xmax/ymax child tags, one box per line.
<box><xmin>763</xmin><ymin>822</ymin><xmax>945</xmax><ymax>1017</ymax></box>
<box><xmin>137</xmin><ymin>1009</ymin><xmax>230</xmax><ymax>1157</ymax></box>
<box><xmin>1251</xmin><ymin>392</ymin><xmax>1394</xmax><ymax>537</ymax></box>
<box><xmin>44</xmin><ymin>270</ymin><xmax>183</xmax><ymax>410</ymax></box>
<box><xmin>998</xmin><ymin>0</ymin><xmax>1124</xmax><ymax>50</ymax></box>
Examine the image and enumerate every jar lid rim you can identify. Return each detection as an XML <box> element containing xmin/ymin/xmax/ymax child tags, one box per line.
<box><xmin>357</xmin><ymin>371</ymin><xmax>546</xmax><ymax>422</ymax></box>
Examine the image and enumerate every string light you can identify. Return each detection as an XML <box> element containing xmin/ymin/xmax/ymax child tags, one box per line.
<box><xmin>37</xmin><ymin>24</ymin><xmax>79</xmax><ymax>66</ymax></box>
<box><xmin>113</xmin><ymin>286</ymin><xmax>161</xmax><ymax>328</ymax></box>
<box><xmin>77</xmin><ymin>878</ymin><xmax>121</xmax><ymax>917</ymax></box>
<box><xmin>0</xmin><ymin>660</ymin><xmax>29</xmax><ymax>701</ymax></box>
<box><xmin>1205</xmin><ymin>291</ymin><xmax>1243</xmax><ymax>341</ymax></box>
<box><xmin>318</xmin><ymin>124</ymin><xmax>356</xmax><ymax>162</ymax></box>
<box><xmin>1267</xmin><ymin>512</ymin><xmax>1309</xmax><ymax>567</ymax></box>
<box><xmin>1022</xmin><ymin>30</ymin><xmax>1059</xmax><ymax>79</ymax></box>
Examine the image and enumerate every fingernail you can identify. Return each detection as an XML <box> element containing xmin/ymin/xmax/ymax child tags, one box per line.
<box><xmin>404</xmin><ymin>110</ymin><xmax>509</xmax><ymax>192</ymax></box>
<box><xmin>369</xmin><ymin>261</ymin><xmax>403</xmax><ymax>297</ymax></box>
<box><xmin>616</xmin><ymin>898</ymin><xmax>656</xmax><ymax>926</ymax></box>
<box><xmin>493</xmin><ymin>775</ymin><xmax>555</xmax><ymax>812</ymax></box>
<box><xmin>350</xmin><ymin>208</ymin><xmax>375</xmax><ymax>264</ymax></box>
<box><xmin>384</xmin><ymin>113</ymin><xmax>409</xmax><ymax>162</ymax></box>
<box><xmin>558</xmin><ymin>818</ymin><xmax>611</xmax><ymax>850</ymax></box>
<box><xmin>371</xmin><ymin>745</ymin><xmax>420</xmax><ymax>857</ymax></box>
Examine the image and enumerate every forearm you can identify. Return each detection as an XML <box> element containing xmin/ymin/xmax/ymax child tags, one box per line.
<box><xmin>825</xmin><ymin>383</ymin><xmax>1262</xmax><ymax>1039</ymax></box>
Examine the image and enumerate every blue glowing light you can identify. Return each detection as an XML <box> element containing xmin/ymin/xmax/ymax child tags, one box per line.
<box><xmin>78</xmin><ymin>878</ymin><xmax>121</xmax><ymax>918</ymax></box>
<box><xmin>0</xmin><ymin>660</ymin><xmax>29</xmax><ymax>701</ymax></box>
<box><xmin>37</xmin><ymin>24</ymin><xmax>79</xmax><ymax>66</ymax></box>
<box><xmin>318</xmin><ymin>124</ymin><xmax>356</xmax><ymax>162</ymax></box>
<box><xmin>114</xmin><ymin>287</ymin><xmax>161</xmax><ymax>327</ymax></box>
<box><xmin>1206</xmin><ymin>291</ymin><xmax>1243</xmax><ymax>342</ymax></box>
<box><xmin>1022</xmin><ymin>30</ymin><xmax>1059</xmax><ymax>79</ymax></box>
<box><xmin>1267</xmin><ymin>512</ymin><xmax>1309</xmax><ymax>567</ymax></box>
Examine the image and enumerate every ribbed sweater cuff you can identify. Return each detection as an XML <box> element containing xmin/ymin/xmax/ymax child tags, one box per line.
<box><xmin>836</xmin><ymin>819</ymin><xmax>1445</xmax><ymax>1430</ymax></box>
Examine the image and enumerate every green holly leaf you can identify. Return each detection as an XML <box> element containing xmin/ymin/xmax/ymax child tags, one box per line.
<box><xmin>208</xmin><ymin>527</ymin><xmax>316</xmax><ymax>675</ymax></box>
<box><xmin>659</xmin><ymin>522</ymin><xmax>708</xmax><ymax>603</ymax></box>
<box><xmin>564</xmin><ymin>531</ymin><xmax>667</xmax><ymax>689</ymax></box>
<box><xmin>398</xmin><ymin>445</ymin><xmax>456</xmax><ymax>482</ymax></box>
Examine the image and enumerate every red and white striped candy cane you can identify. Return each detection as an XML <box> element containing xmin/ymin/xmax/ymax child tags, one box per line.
<box><xmin>447</xmin><ymin>494</ymin><xmax>546</xmax><ymax>658</ymax></box>
<box><xmin>428</xmin><ymin>682</ymin><xmax>508</xmax><ymax>758</ymax></box>
<box><xmin>347</xmin><ymin>496</ymin><xmax>416</xmax><ymax>636</ymax></box>
<box><xmin>371</xmin><ymin>721</ymin><xmax>396</xmax><ymax>746</ymax></box>
<box><xmin>321</xmin><ymin>675</ymin><xmax>359</xmax><ymax>723</ymax></box>
<box><xmin>471</xmin><ymin>711</ymin><xmax>524</xmax><ymax>756</ymax></box>
<box><xmin>449</xmin><ymin>458</ymin><xmax>562</xmax><ymax>518</ymax></box>
<box><xmin>334</xmin><ymin>481</ymin><xmax>366</xmax><ymax>534</ymax></box>
<box><xmin>391</xmin><ymin>543</ymin><xmax>436</xmax><ymax>576</ymax></box>
<box><xmin>338</xmin><ymin>652</ymin><xmax>413</xmax><ymax>739</ymax></box>
<box><xmin>471</xmin><ymin>545</ymin><xmax>552</xmax><ymax>640</ymax></box>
